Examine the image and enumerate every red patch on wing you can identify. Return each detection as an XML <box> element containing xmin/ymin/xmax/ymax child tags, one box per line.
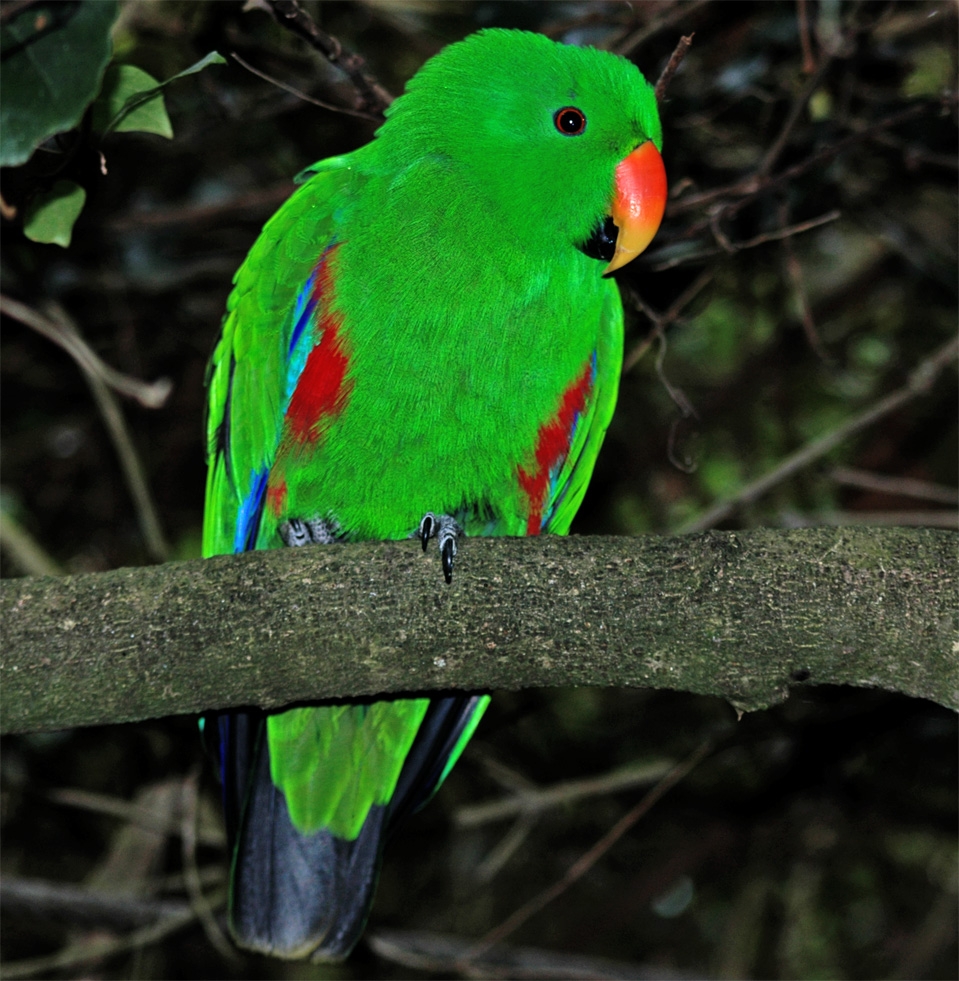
<box><xmin>518</xmin><ymin>360</ymin><xmax>594</xmax><ymax>535</ymax></box>
<box><xmin>284</xmin><ymin>245</ymin><xmax>354</xmax><ymax>444</ymax></box>
<box><xmin>266</xmin><ymin>477</ymin><xmax>287</xmax><ymax>518</ymax></box>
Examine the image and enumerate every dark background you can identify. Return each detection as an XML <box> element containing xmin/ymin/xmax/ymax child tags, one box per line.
<box><xmin>2</xmin><ymin>1</ymin><xmax>956</xmax><ymax>978</ymax></box>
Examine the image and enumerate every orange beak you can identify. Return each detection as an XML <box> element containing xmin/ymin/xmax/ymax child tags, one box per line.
<box><xmin>603</xmin><ymin>140</ymin><xmax>667</xmax><ymax>275</ymax></box>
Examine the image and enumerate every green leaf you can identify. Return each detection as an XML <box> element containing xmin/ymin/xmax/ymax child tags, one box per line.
<box><xmin>0</xmin><ymin>1</ymin><xmax>119</xmax><ymax>167</ymax></box>
<box><xmin>903</xmin><ymin>45</ymin><xmax>954</xmax><ymax>98</ymax></box>
<box><xmin>23</xmin><ymin>181</ymin><xmax>87</xmax><ymax>248</ymax></box>
<box><xmin>94</xmin><ymin>51</ymin><xmax>226</xmax><ymax>139</ymax></box>
<box><xmin>91</xmin><ymin>64</ymin><xmax>172</xmax><ymax>139</ymax></box>
<box><xmin>163</xmin><ymin>50</ymin><xmax>227</xmax><ymax>82</ymax></box>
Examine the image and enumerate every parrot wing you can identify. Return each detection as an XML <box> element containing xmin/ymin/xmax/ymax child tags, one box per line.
<box><xmin>203</xmin><ymin>158</ymin><xmax>352</xmax><ymax>557</ymax></box>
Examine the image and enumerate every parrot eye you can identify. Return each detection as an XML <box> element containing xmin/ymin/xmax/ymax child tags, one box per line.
<box><xmin>554</xmin><ymin>107</ymin><xmax>586</xmax><ymax>136</ymax></box>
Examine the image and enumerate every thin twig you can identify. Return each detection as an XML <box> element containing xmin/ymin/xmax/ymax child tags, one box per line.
<box><xmin>619</xmin><ymin>300</ymin><xmax>700</xmax><ymax>471</ymax></box>
<box><xmin>455</xmin><ymin>757</ymin><xmax>675</xmax><ymax>828</ymax></box>
<box><xmin>11</xmin><ymin>299</ymin><xmax>171</xmax><ymax>560</ymax></box>
<box><xmin>758</xmin><ymin>40</ymin><xmax>839</xmax><ymax>177</ymax></box>
<box><xmin>648</xmin><ymin>208</ymin><xmax>841</xmax><ymax>272</ymax></box>
<box><xmin>865</xmin><ymin>128</ymin><xmax>959</xmax><ymax>172</ymax></box>
<box><xmin>779</xmin><ymin>201</ymin><xmax>832</xmax><ymax>362</ymax></box>
<box><xmin>620</xmin><ymin>310</ymin><xmax>700</xmax><ymax>469</ymax></box>
<box><xmin>369</xmin><ymin>927</ymin><xmax>661</xmax><ymax>981</ymax></box>
<box><xmin>60</xmin><ymin>318</ymin><xmax>171</xmax><ymax>562</ymax></box>
<box><xmin>46</xmin><ymin>786</ymin><xmax>225</xmax><ymax>847</ymax></box>
<box><xmin>797</xmin><ymin>0</ymin><xmax>816</xmax><ymax>74</ymax></box>
<box><xmin>0</xmin><ymin>511</ymin><xmax>64</xmax><ymax>577</ymax></box>
<box><xmin>0</xmin><ymin>295</ymin><xmax>172</xmax><ymax>409</ymax></box>
<box><xmin>676</xmin><ymin>336</ymin><xmax>959</xmax><ymax>534</ymax></box>
<box><xmin>710</xmin><ymin>207</ymin><xmax>736</xmax><ymax>252</ymax></box>
<box><xmin>0</xmin><ymin>900</ymin><xmax>225</xmax><ymax>980</ymax></box>
<box><xmin>655</xmin><ymin>327</ymin><xmax>699</xmax><ymax>475</ymax></box>
<box><xmin>1</xmin><ymin>297</ymin><xmax>170</xmax><ymax>560</ymax></box>
<box><xmin>614</xmin><ymin>1</ymin><xmax>708</xmax><ymax>57</ymax></box>
<box><xmin>669</xmin><ymin>101</ymin><xmax>934</xmax><ymax>218</ymax></box>
<box><xmin>662</xmin><ymin>269</ymin><xmax>714</xmax><ymax>322</ymax></box>
<box><xmin>181</xmin><ymin>770</ymin><xmax>238</xmax><ymax>961</ymax></box>
<box><xmin>739</xmin><ymin>208</ymin><xmax>841</xmax><ymax>250</ymax></box>
<box><xmin>623</xmin><ymin>268</ymin><xmax>713</xmax><ymax>373</ymax></box>
<box><xmin>230</xmin><ymin>51</ymin><xmax>381</xmax><ymax>122</ymax></box>
<box><xmin>827</xmin><ymin>467</ymin><xmax>959</xmax><ymax>506</ymax></box>
<box><xmin>473</xmin><ymin>814</ymin><xmax>541</xmax><ymax>885</ymax></box>
<box><xmin>655</xmin><ymin>33</ymin><xmax>694</xmax><ymax>104</ymax></box>
<box><xmin>460</xmin><ymin>738</ymin><xmax>714</xmax><ymax>965</ymax></box>
<box><xmin>621</xmin><ymin>324</ymin><xmax>659</xmax><ymax>374</ymax></box>
<box><xmin>0</xmin><ymin>876</ymin><xmax>191</xmax><ymax>929</ymax></box>
<box><xmin>261</xmin><ymin>0</ymin><xmax>393</xmax><ymax>116</ymax></box>
<box><xmin>156</xmin><ymin>865</ymin><xmax>226</xmax><ymax>894</ymax></box>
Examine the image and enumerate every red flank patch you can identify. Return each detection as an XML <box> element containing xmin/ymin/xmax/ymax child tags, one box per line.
<box><xmin>518</xmin><ymin>360</ymin><xmax>593</xmax><ymax>535</ymax></box>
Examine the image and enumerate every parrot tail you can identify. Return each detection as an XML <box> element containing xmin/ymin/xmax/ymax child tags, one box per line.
<box><xmin>210</xmin><ymin>694</ymin><xmax>488</xmax><ymax>961</ymax></box>
<box><xmin>229</xmin><ymin>727</ymin><xmax>386</xmax><ymax>959</ymax></box>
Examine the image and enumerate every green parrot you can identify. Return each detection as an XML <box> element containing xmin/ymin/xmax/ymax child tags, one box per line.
<box><xmin>202</xmin><ymin>28</ymin><xmax>666</xmax><ymax>960</ymax></box>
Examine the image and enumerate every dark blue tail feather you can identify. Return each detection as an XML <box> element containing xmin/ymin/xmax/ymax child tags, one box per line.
<box><xmin>230</xmin><ymin>724</ymin><xmax>386</xmax><ymax>958</ymax></box>
<box><xmin>213</xmin><ymin>694</ymin><xmax>483</xmax><ymax>961</ymax></box>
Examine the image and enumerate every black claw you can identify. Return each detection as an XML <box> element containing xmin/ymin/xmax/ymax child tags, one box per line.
<box><xmin>421</xmin><ymin>515</ymin><xmax>433</xmax><ymax>551</ymax></box>
<box><xmin>441</xmin><ymin>539</ymin><xmax>454</xmax><ymax>584</ymax></box>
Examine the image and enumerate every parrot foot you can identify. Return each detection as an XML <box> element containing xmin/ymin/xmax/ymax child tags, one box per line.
<box><xmin>416</xmin><ymin>513</ymin><xmax>462</xmax><ymax>584</ymax></box>
<box><xmin>279</xmin><ymin>517</ymin><xmax>338</xmax><ymax>547</ymax></box>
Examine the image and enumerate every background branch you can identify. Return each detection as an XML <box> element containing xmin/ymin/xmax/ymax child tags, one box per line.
<box><xmin>0</xmin><ymin>295</ymin><xmax>172</xmax><ymax>409</ymax></box>
<box><xmin>677</xmin><ymin>336</ymin><xmax>958</xmax><ymax>533</ymax></box>
<box><xmin>260</xmin><ymin>0</ymin><xmax>393</xmax><ymax>115</ymax></box>
<box><xmin>0</xmin><ymin>297</ymin><xmax>171</xmax><ymax>561</ymax></box>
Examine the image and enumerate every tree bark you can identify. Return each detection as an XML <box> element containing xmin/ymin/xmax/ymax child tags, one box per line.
<box><xmin>1</xmin><ymin>528</ymin><xmax>955</xmax><ymax>735</ymax></box>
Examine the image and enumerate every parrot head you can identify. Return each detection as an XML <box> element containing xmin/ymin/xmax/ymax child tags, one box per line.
<box><xmin>374</xmin><ymin>28</ymin><xmax>666</xmax><ymax>276</ymax></box>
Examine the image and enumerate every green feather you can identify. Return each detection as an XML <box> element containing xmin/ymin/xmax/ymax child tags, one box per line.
<box><xmin>267</xmin><ymin>701</ymin><xmax>430</xmax><ymax>839</ymax></box>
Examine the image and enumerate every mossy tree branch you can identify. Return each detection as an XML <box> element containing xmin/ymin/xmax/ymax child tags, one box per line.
<box><xmin>1</xmin><ymin>528</ymin><xmax>955</xmax><ymax>735</ymax></box>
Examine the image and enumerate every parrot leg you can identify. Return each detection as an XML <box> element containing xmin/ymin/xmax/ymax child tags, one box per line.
<box><xmin>416</xmin><ymin>513</ymin><xmax>462</xmax><ymax>584</ymax></box>
<box><xmin>279</xmin><ymin>517</ymin><xmax>339</xmax><ymax>547</ymax></box>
